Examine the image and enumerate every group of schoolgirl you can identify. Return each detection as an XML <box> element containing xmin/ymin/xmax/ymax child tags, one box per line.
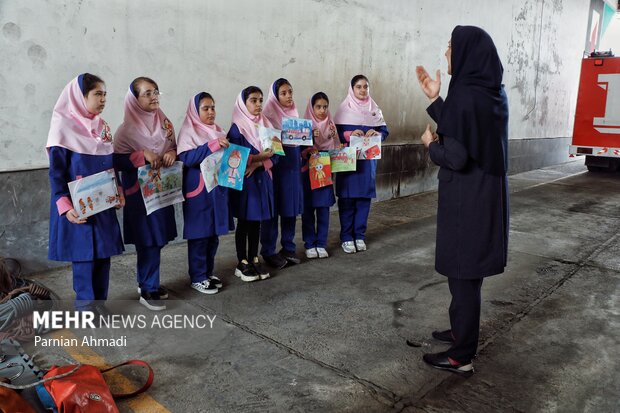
<box><xmin>46</xmin><ymin>73</ymin><xmax>389</xmax><ymax>312</ymax></box>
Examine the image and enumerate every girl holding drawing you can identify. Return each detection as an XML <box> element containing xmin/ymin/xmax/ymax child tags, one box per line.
<box><xmin>177</xmin><ymin>92</ymin><xmax>230</xmax><ymax>295</ymax></box>
<box><xmin>301</xmin><ymin>92</ymin><xmax>339</xmax><ymax>259</ymax></box>
<box><xmin>47</xmin><ymin>73</ymin><xmax>124</xmax><ymax>311</ymax></box>
<box><xmin>334</xmin><ymin>75</ymin><xmax>389</xmax><ymax>254</ymax></box>
<box><xmin>260</xmin><ymin>78</ymin><xmax>304</xmax><ymax>269</ymax></box>
<box><xmin>228</xmin><ymin>86</ymin><xmax>277</xmax><ymax>282</ymax></box>
<box><xmin>113</xmin><ymin>77</ymin><xmax>177</xmax><ymax>311</ymax></box>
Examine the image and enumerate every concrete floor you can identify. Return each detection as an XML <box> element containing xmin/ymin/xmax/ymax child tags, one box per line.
<box><xmin>24</xmin><ymin>160</ymin><xmax>619</xmax><ymax>412</ymax></box>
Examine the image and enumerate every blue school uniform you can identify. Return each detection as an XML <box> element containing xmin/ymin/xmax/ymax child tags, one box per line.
<box><xmin>261</xmin><ymin>145</ymin><xmax>303</xmax><ymax>256</ymax></box>
<box><xmin>301</xmin><ymin>154</ymin><xmax>335</xmax><ymax>249</ymax></box>
<box><xmin>227</xmin><ymin>124</ymin><xmax>277</xmax><ymax>221</ymax></box>
<box><xmin>179</xmin><ymin>142</ymin><xmax>231</xmax><ymax>283</ymax></box>
<box><xmin>114</xmin><ymin>152</ymin><xmax>177</xmax><ymax>293</ymax></box>
<box><xmin>48</xmin><ymin>147</ymin><xmax>124</xmax><ymax>306</ymax></box>
<box><xmin>334</xmin><ymin>124</ymin><xmax>389</xmax><ymax>241</ymax></box>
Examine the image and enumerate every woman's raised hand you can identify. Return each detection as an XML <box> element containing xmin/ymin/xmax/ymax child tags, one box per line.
<box><xmin>219</xmin><ymin>138</ymin><xmax>230</xmax><ymax>149</ymax></box>
<box><xmin>416</xmin><ymin>66</ymin><xmax>441</xmax><ymax>101</ymax></box>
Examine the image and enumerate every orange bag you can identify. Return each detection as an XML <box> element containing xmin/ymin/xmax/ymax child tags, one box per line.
<box><xmin>0</xmin><ymin>386</ymin><xmax>36</xmax><ymax>413</ymax></box>
<box><xmin>42</xmin><ymin>360</ymin><xmax>153</xmax><ymax>413</ymax></box>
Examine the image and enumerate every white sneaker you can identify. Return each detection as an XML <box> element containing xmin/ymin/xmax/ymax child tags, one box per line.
<box><xmin>305</xmin><ymin>248</ymin><xmax>318</xmax><ymax>259</ymax></box>
<box><xmin>316</xmin><ymin>247</ymin><xmax>329</xmax><ymax>258</ymax></box>
<box><xmin>191</xmin><ymin>280</ymin><xmax>219</xmax><ymax>295</ymax></box>
<box><xmin>355</xmin><ymin>239</ymin><xmax>367</xmax><ymax>252</ymax></box>
<box><xmin>342</xmin><ymin>241</ymin><xmax>356</xmax><ymax>254</ymax></box>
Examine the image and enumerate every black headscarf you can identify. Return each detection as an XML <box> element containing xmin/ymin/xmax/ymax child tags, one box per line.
<box><xmin>438</xmin><ymin>25</ymin><xmax>509</xmax><ymax>176</ymax></box>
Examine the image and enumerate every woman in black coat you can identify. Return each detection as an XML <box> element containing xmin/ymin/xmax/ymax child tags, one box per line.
<box><xmin>416</xmin><ymin>25</ymin><xmax>509</xmax><ymax>376</ymax></box>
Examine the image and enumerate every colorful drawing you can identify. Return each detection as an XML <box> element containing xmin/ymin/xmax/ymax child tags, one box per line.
<box><xmin>218</xmin><ymin>144</ymin><xmax>250</xmax><ymax>191</ymax></box>
<box><xmin>68</xmin><ymin>169</ymin><xmax>121</xmax><ymax>218</ymax></box>
<box><xmin>350</xmin><ymin>135</ymin><xmax>382</xmax><ymax>160</ymax></box>
<box><xmin>258</xmin><ymin>126</ymin><xmax>286</xmax><ymax>155</ymax></box>
<box><xmin>328</xmin><ymin>147</ymin><xmax>357</xmax><ymax>172</ymax></box>
<box><xmin>309</xmin><ymin>151</ymin><xmax>333</xmax><ymax>190</ymax></box>
<box><xmin>200</xmin><ymin>151</ymin><xmax>224</xmax><ymax>193</ymax></box>
<box><xmin>281</xmin><ymin>117</ymin><xmax>313</xmax><ymax>146</ymax></box>
<box><xmin>137</xmin><ymin>161</ymin><xmax>184</xmax><ymax>215</ymax></box>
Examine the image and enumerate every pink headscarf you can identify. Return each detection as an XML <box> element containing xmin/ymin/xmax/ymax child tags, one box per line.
<box><xmin>113</xmin><ymin>89</ymin><xmax>176</xmax><ymax>155</ymax></box>
<box><xmin>333</xmin><ymin>84</ymin><xmax>386</xmax><ymax>127</ymax></box>
<box><xmin>176</xmin><ymin>93</ymin><xmax>227</xmax><ymax>154</ymax></box>
<box><xmin>46</xmin><ymin>76</ymin><xmax>113</xmax><ymax>155</ymax></box>
<box><xmin>230</xmin><ymin>90</ymin><xmax>273</xmax><ymax>152</ymax></box>
<box><xmin>304</xmin><ymin>97</ymin><xmax>339</xmax><ymax>151</ymax></box>
<box><xmin>261</xmin><ymin>79</ymin><xmax>299</xmax><ymax>129</ymax></box>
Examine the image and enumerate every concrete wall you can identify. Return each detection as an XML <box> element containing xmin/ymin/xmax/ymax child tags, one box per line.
<box><xmin>0</xmin><ymin>0</ymin><xmax>592</xmax><ymax>273</ymax></box>
<box><xmin>1</xmin><ymin>0</ymin><xmax>590</xmax><ymax>171</ymax></box>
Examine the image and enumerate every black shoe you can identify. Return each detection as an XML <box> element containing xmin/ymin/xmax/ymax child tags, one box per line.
<box><xmin>139</xmin><ymin>291</ymin><xmax>166</xmax><ymax>311</ymax></box>
<box><xmin>422</xmin><ymin>351</ymin><xmax>474</xmax><ymax>377</ymax></box>
<box><xmin>158</xmin><ymin>286</ymin><xmax>169</xmax><ymax>299</ymax></box>
<box><xmin>93</xmin><ymin>303</ymin><xmax>112</xmax><ymax>318</ymax></box>
<box><xmin>432</xmin><ymin>330</ymin><xmax>455</xmax><ymax>344</ymax></box>
<box><xmin>234</xmin><ymin>260</ymin><xmax>260</xmax><ymax>282</ymax></box>
<box><xmin>209</xmin><ymin>275</ymin><xmax>223</xmax><ymax>288</ymax></box>
<box><xmin>137</xmin><ymin>286</ymin><xmax>169</xmax><ymax>299</ymax></box>
<box><xmin>263</xmin><ymin>253</ymin><xmax>288</xmax><ymax>269</ymax></box>
<box><xmin>279</xmin><ymin>249</ymin><xmax>300</xmax><ymax>265</ymax></box>
<box><xmin>82</xmin><ymin>304</ymin><xmax>111</xmax><ymax>327</ymax></box>
<box><xmin>252</xmin><ymin>257</ymin><xmax>270</xmax><ymax>280</ymax></box>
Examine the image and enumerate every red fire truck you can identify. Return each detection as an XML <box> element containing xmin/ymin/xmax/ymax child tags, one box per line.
<box><xmin>570</xmin><ymin>53</ymin><xmax>620</xmax><ymax>171</ymax></box>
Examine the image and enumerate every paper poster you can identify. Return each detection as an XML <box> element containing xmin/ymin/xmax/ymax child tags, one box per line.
<box><xmin>350</xmin><ymin>135</ymin><xmax>382</xmax><ymax>160</ymax></box>
<box><xmin>258</xmin><ymin>126</ymin><xmax>286</xmax><ymax>155</ymax></box>
<box><xmin>137</xmin><ymin>161</ymin><xmax>184</xmax><ymax>215</ymax></box>
<box><xmin>200</xmin><ymin>151</ymin><xmax>224</xmax><ymax>193</ymax></box>
<box><xmin>309</xmin><ymin>151</ymin><xmax>333</xmax><ymax>190</ymax></box>
<box><xmin>218</xmin><ymin>144</ymin><xmax>250</xmax><ymax>191</ymax></box>
<box><xmin>68</xmin><ymin>169</ymin><xmax>121</xmax><ymax>218</ymax></box>
<box><xmin>281</xmin><ymin>117</ymin><xmax>313</xmax><ymax>146</ymax></box>
<box><xmin>328</xmin><ymin>147</ymin><xmax>357</xmax><ymax>172</ymax></box>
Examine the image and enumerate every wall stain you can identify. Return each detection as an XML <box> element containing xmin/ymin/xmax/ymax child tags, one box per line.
<box><xmin>24</xmin><ymin>84</ymin><xmax>36</xmax><ymax>96</ymax></box>
<box><xmin>2</xmin><ymin>22</ymin><xmax>21</xmax><ymax>41</ymax></box>
<box><xmin>27</xmin><ymin>44</ymin><xmax>47</xmax><ymax>69</ymax></box>
<box><xmin>281</xmin><ymin>57</ymin><xmax>296</xmax><ymax>68</ymax></box>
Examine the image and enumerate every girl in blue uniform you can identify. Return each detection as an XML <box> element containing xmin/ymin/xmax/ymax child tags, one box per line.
<box><xmin>113</xmin><ymin>77</ymin><xmax>177</xmax><ymax>311</ymax></box>
<box><xmin>177</xmin><ymin>92</ymin><xmax>231</xmax><ymax>294</ymax></box>
<box><xmin>228</xmin><ymin>86</ymin><xmax>277</xmax><ymax>282</ymax></box>
<box><xmin>260</xmin><ymin>78</ymin><xmax>303</xmax><ymax>268</ymax></box>
<box><xmin>301</xmin><ymin>92</ymin><xmax>339</xmax><ymax>258</ymax></box>
<box><xmin>333</xmin><ymin>75</ymin><xmax>389</xmax><ymax>254</ymax></box>
<box><xmin>47</xmin><ymin>73</ymin><xmax>124</xmax><ymax>311</ymax></box>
